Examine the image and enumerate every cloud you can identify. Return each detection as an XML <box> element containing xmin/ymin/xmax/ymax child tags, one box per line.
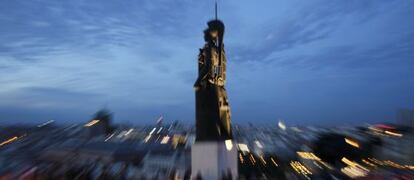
<box><xmin>30</xmin><ymin>21</ymin><xmax>50</xmax><ymax>27</ymax></box>
<box><xmin>227</xmin><ymin>0</ymin><xmax>409</xmax><ymax>65</ymax></box>
<box><xmin>0</xmin><ymin>0</ymin><xmax>413</xmax><ymax>125</ymax></box>
<box><xmin>0</xmin><ymin>86</ymin><xmax>101</xmax><ymax>108</ymax></box>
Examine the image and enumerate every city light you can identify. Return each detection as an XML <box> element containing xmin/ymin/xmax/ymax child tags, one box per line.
<box><xmin>237</xmin><ymin>143</ymin><xmax>249</xmax><ymax>152</ymax></box>
<box><xmin>362</xmin><ymin>159</ymin><xmax>377</xmax><ymax>167</ymax></box>
<box><xmin>297</xmin><ymin>151</ymin><xmax>321</xmax><ymax>160</ymax></box>
<box><xmin>384</xmin><ymin>160</ymin><xmax>405</xmax><ymax>169</ymax></box>
<box><xmin>384</xmin><ymin>130</ymin><xmax>403</xmax><ymax>137</ymax></box>
<box><xmin>225</xmin><ymin>139</ymin><xmax>233</xmax><ymax>151</ymax></box>
<box><xmin>161</xmin><ymin>135</ymin><xmax>170</xmax><ymax>144</ymax></box>
<box><xmin>37</xmin><ymin>120</ymin><xmax>55</xmax><ymax>127</ymax></box>
<box><xmin>270</xmin><ymin>157</ymin><xmax>278</xmax><ymax>166</ymax></box>
<box><xmin>84</xmin><ymin>120</ymin><xmax>100</xmax><ymax>127</ymax></box>
<box><xmin>341</xmin><ymin>166</ymin><xmax>368</xmax><ymax>178</ymax></box>
<box><xmin>156</xmin><ymin>127</ymin><xmax>163</xmax><ymax>134</ymax></box>
<box><xmin>278</xmin><ymin>120</ymin><xmax>286</xmax><ymax>130</ymax></box>
<box><xmin>104</xmin><ymin>134</ymin><xmax>114</xmax><ymax>142</ymax></box>
<box><xmin>366</xmin><ymin>158</ymin><xmax>414</xmax><ymax>170</ymax></box>
<box><xmin>144</xmin><ymin>135</ymin><xmax>151</xmax><ymax>143</ymax></box>
<box><xmin>341</xmin><ymin>157</ymin><xmax>369</xmax><ymax>172</ymax></box>
<box><xmin>254</xmin><ymin>140</ymin><xmax>263</xmax><ymax>149</ymax></box>
<box><xmin>125</xmin><ymin>128</ymin><xmax>134</xmax><ymax>136</ymax></box>
<box><xmin>149</xmin><ymin>128</ymin><xmax>156</xmax><ymax>135</ymax></box>
<box><xmin>249</xmin><ymin>154</ymin><xmax>256</xmax><ymax>164</ymax></box>
<box><xmin>0</xmin><ymin>136</ymin><xmax>18</xmax><ymax>146</ymax></box>
<box><xmin>259</xmin><ymin>155</ymin><xmax>266</xmax><ymax>165</ymax></box>
<box><xmin>341</xmin><ymin>158</ymin><xmax>369</xmax><ymax>178</ymax></box>
<box><xmin>239</xmin><ymin>153</ymin><xmax>244</xmax><ymax>164</ymax></box>
<box><xmin>290</xmin><ymin>161</ymin><xmax>312</xmax><ymax>177</ymax></box>
<box><xmin>344</xmin><ymin>138</ymin><xmax>359</xmax><ymax>148</ymax></box>
<box><xmin>341</xmin><ymin>157</ymin><xmax>358</xmax><ymax>167</ymax></box>
<box><xmin>368</xmin><ymin>158</ymin><xmax>386</xmax><ymax>166</ymax></box>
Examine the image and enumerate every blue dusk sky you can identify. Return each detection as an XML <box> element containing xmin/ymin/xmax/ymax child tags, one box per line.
<box><xmin>0</xmin><ymin>0</ymin><xmax>413</xmax><ymax>126</ymax></box>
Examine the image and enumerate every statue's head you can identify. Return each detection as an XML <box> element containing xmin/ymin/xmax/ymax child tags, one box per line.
<box><xmin>207</xmin><ymin>20</ymin><xmax>225</xmax><ymax>34</ymax></box>
<box><xmin>204</xmin><ymin>20</ymin><xmax>225</xmax><ymax>43</ymax></box>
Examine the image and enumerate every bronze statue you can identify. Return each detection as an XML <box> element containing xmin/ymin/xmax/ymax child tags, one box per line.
<box><xmin>194</xmin><ymin>19</ymin><xmax>232</xmax><ymax>141</ymax></box>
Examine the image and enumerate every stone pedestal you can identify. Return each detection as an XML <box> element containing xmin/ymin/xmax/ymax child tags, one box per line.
<box><xmin>191</xmin><ymin>141</ymin><xmax>238</xmax><ymax>180</ymax></box>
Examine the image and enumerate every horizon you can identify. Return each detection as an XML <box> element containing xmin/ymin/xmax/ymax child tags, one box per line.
<box><xmin>1</xmin><ymin>0</ymin><xmax>414</xmax><ymax>126</ymax></box>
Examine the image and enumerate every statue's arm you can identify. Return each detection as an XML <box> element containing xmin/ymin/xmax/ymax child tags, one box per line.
<box><xmin>194</xmin><ymin>49</ymin><xmax>210</xmax><ymax>88</ymax></box>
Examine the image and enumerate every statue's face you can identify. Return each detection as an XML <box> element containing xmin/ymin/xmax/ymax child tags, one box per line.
<box><xmin>209</xmin><ymin>30</ymin><xmax>218</xmax><ymax>39</ymax></box>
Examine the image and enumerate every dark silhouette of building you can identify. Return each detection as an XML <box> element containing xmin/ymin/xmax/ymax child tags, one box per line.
<box><xmin>85</xmin><ymin>109</ymin><xmax>114</xmax><ymax>137</ymax></box>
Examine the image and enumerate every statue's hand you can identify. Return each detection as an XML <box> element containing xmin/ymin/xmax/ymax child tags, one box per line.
<box><xmin>194</xmin><ymin>85</ymin><xmax>200</xmax><ymax>91</ymax></box>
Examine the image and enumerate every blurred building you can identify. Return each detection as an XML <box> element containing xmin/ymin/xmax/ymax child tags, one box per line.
<box><xmin>367</xmin><ymin>124</ymin><xmax>414</xmax><ymax>165</ymax></box>
<box><xmin>84</xmin><ymin>109</ymin><xmax>114</xmax><ymax>138</ymax></box>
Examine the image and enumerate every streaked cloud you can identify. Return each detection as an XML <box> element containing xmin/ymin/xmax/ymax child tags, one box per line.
<box><xmin>0</xmin><ymin>0</ymin><xmax>413</xmax><ymax>125</ymax></box>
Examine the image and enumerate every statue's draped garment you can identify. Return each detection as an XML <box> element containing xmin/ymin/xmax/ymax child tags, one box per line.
<box><xmin>194</xmin><ymin>20</ymin><xmax>232</xmax><ymax>141</ymax></box>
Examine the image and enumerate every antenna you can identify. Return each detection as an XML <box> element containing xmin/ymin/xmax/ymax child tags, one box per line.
<box><xmin>215</xmin><ymin>0</ymin><xmax>218</xmax><ymax>20</ymax></box>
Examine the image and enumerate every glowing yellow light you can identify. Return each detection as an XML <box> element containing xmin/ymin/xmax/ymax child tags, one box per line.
<box><xmin>368</xmin><ymin>126</ymin><xmax>381</xmax><ymax>132</ymax></box>
<box><xmin>345</xmin><ymin>138</ymin><xmax>359</xmax><ymax>148</ymax></box>
<box><xmin>249</xmin><ymin>154</ymin><xmax>256</xmax><ymax>164</ymax></box>
<box><xmin>84</xmin><ymin>120</ymin><xmax>100</xmax><ymax>127</ymax></box>
<box><xmin>341</xmin><ymin>157</ymin><xmax>369</xmax><ymax>172</ymax></box>
<box><xmin>368</xmin><ymin>158</ymin><xmax>385</xmax><ymax>166</ymax></box>
<box><xmin>239</xmin><ymin>153</ymin><xmax>244</xmax><ymax>164</ymax></box>
<box><xmin>367</xmin><ymin>158</ymin><xmax>413</xmax><ymax>170</ymax></box>
<box><xmin>297</xmin><ymin>151</ymin><xmax>321</xmax><ymax>160</ymax></box>
<box><xmin>0</xmin><ymin>136</ymin><xmax>18</xmax><ymax>146</ymax></box>
<box><xmin>225</xmin><ymin>139</ymin><xmax>233</xmax><ymax>151</ymax></box>
<box><xmin>342</xmin><ymin>157</ymin><xmax>358</xmax><ymax>167</ymax></box>
<box><xmin>290</xmin><ymin>161</ymin><xmax>312</xmax><ymax>176</ymax></box>
<box><xmin>362</xmin><ymin>159</ymin><xmax>377</xmax><ymax>167</ymax></box>
<box><xmin>384</xmin><ymin>160</ymin><xmax>405</xmax><ymax>169</ymax></box>
<box><xmin>341</xmin><ymin>166</ymin><xmax>368</xmax><ymax>178</ymax></box>
<box><xmin>271</xmin><ymin>157</ymin><xmax>278</xmax><ymax>166</ymax></box>
<box><xmin>259</xmin><ymin>155</ymin><xmax>266</xmax><ymax>165</ymax></box>
<box><xmin>384</xmin><ymin>130</ymin><xmax>403</xmax><ymax>137</ymax></box>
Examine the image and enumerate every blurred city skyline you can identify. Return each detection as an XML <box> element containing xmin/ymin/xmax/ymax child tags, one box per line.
<box><xmin>1</xmin><ymin>0</ymin><xmax>414</xmax><ymax>125</ymax></box>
